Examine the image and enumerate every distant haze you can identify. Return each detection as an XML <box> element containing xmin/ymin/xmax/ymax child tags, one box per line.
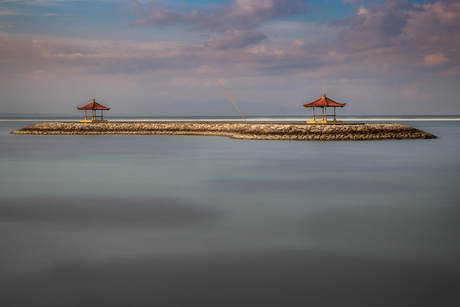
<box><xmin>0</xmin><ymin>0</ymin><xmax>459</xmax><ymax>116</ymax></box>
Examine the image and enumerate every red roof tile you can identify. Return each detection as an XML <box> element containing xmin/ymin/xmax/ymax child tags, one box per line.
<box><xmin>77</xmin><ymin>99</ymin><xmax>110</xmax><ymax>110</ymax></box>
<box><xmin>303</xmin><ymin>94</ymin><xmax>346</xmax><ymax>108</ymax></box>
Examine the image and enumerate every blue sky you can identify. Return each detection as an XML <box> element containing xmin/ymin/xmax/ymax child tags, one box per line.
<box><xmin>0</xmin><ymin>0</ymin><xmax>459</xmax><ymax>116</ymax></box>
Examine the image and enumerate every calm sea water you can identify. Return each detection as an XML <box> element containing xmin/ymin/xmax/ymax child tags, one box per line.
<box><xmin>1</xmin><ymin>117</ymin><xmax>459</xmax><ymax>307</ymax></box>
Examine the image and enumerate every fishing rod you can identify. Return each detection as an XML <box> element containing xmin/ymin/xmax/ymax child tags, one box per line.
<box><xmin>216</xmin><ymin>80</ymin><xmax>246</xmax><ymax>121</ymax></box>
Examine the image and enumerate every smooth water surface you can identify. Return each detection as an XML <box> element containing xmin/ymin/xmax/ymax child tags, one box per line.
<box><xmin>1</xmin><ymin>119</ymin><xmax>459</xmax><ymax>306</ymax></box>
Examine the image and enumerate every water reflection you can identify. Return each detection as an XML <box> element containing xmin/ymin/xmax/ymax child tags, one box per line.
<box><xmin>1</xmin><ymin>120</ymin><xmax>459</xmax><ymax>306</ymax></box>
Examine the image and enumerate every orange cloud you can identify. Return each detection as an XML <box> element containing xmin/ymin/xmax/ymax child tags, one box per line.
<box><xmin>424</xmin><ymin>52</ymin><xmax>449</xmax><ymax>67</ymax></box>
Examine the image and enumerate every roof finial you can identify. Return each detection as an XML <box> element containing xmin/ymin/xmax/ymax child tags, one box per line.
<box><xmin>93</xmin><ymin>99</ymin><xmax>96</xmax><ymax>102</ymax></box>
<box><xmin>323</xmin><ymin>93</ymin><xmax>326</xmax><ymax>97</ymax></box>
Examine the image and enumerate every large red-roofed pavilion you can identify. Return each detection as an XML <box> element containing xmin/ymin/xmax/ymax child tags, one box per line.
<box><xmin>77</xmin><ymin>99</ymin><xmax>110</xmax><ymax>123</ymax></box>
<box><xmin>303</xmin><ymin>93</ymin><xmax>346</xmax><ymax>124</ymax></box>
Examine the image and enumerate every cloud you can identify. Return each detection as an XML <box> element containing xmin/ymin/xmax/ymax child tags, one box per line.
<box><xmin>0</xmin><ymin>39</ymin><xmax>38</xmax><ymax>71</ymax></box>
<box><xmin>130</xmin><ymin>0</ymin><xmax>184</xmax><ymax>27</ymax></box>
<box><xmin>27</xmin><ymin>69</ymin><xmax>46</xmax><ymax>80</ymax></box>
<box><xmin>204</xmin><ymin>30</ymin><xmax>267</xmax><ymax>50</ymax></box>
<box><xmin>340</xmin><ymin>0</ymin><xmax>460</xmax><ymax>49</ymax></box>
<box><xmin>424</xmin><ymin>52</ymin><xmax>449</xmax><ymax>67</ymax></box>
<box><xmin>357</xmin><ymin>6</ymin><xmax>367</xmax><ymax>15</ymax></box>
<box><xmin>1</xmin><ymin>1</ymin><xmax>459</xmax><ymax>115</ymax></box>
<box><xmin>0</xmin><ymin>37</ymin><xmax>209</xmax><ymax>77</ymax></box>
<box><xmin>6</xmin><ymin>0</ymin><xmax>85</xmax><ymax>4</ymax></box>
<box><xmin>400</xmin><ymin>0</ymin><xmax>460</xmax><ymax>54</ymax></box>
<box><xmin>333</xmin><ymin>0</ymin><xmax>460</xmax><ymax>74</ymax></box>
<box><xmin>2</xmin><ymin>1</ymin><xmax>459</xmax><ymax>79</ymax></box>
<box><xmin>0</xmin><ymin>10</ymin><xmax>19</xmax><ymax>16</ymax></box>
<box><xmin>196</xmin><ymin>64</ymin><xmax>214</xmax><ymax>73</ymax></box>
<box><xmin>130</xmin><ymin>0</ymin><xmax>309</xmax><ymax>32</ymax></box>
<box><xmin>33</xmin><ymin>39</ymin><xmax>94</xmax><ymax>56</ymax></box>
<box><xmin>226</xmin><ymin>0</ymin><xmax>308</xmax><ymax>21</ymax></box>
<box><xmin>337</xmin><ymin>0</ymin><xmax>413</xmax><ymax>52</ymax></box>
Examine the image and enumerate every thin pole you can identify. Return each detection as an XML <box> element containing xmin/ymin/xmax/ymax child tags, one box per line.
<box><xmin>216</xmin><ymin>80</ymin><xmax>246</xmax><ymax>121</ymax></box>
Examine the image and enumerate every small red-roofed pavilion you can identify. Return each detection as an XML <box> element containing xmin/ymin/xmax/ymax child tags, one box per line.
<box><xmin>77</xmin><ymin>99</ymin><xmax>110</xmax><ymax>123</ymax></box>
<box><xmin>303</xmin><ymin>93</ymin><xmax>346</xmax><ymax>124</ymax></box>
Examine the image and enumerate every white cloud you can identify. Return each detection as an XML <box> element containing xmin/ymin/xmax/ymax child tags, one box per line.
<box><xmin>357</xmin><ymin>6</ymin><xmax>367</xmax><ymax>15</ymax></box>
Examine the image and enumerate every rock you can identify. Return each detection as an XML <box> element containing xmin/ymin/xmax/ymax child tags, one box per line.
<box><xmin>10</xmin><ymin>122</ymin><xmax>437</xmax><ymax>141</ymax></box>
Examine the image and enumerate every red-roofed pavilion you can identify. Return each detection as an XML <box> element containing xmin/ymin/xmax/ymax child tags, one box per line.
<box><xmin>77</xmin><ymin>99</ymin><xmax>110</xmax><ymax>123</ymax></box>
<box><xmin>303</xmin><ymin>93</ymin><xmax>346</xmax><ymax>124</ymax></box>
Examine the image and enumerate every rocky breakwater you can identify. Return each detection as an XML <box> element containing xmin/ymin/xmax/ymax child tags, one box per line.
<box><xmin>11</xmin><ymin>122</ymin><xmax>437</xmax><ymax>141</ymax></box>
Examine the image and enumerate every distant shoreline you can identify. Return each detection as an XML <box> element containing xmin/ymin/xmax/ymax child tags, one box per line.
<box><xmin>2</xmin><ymin>115</ymin><xmax>460</xmax><ymax>122</ymax></box>
<box><xmin>11</xmin><ymin>122</ymin><xmax>437</xmax><ymax>141</ymax></box>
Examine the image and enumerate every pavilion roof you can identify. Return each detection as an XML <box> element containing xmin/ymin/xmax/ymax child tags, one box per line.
<box><xmin>303</xmin><ymin>94</ymin><xmax>346</xmax><ymax>108</ymax></box>
<box><xmin>77</xmin><ymin>99</ymin><xmax>110</xmax><ymax>110</ymax></box>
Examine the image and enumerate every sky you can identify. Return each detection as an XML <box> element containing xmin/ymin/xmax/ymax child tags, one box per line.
<box><xmin>0</xmin><ymin>0</ymin><xmax>459</xmax><ymax>116</ymax></box>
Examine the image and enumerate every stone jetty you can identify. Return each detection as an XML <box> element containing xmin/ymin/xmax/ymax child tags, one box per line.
<box><xmin>11</xmin><ymin>122</ymin><xmax>436</xmax><ymax>141</ymax></box>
